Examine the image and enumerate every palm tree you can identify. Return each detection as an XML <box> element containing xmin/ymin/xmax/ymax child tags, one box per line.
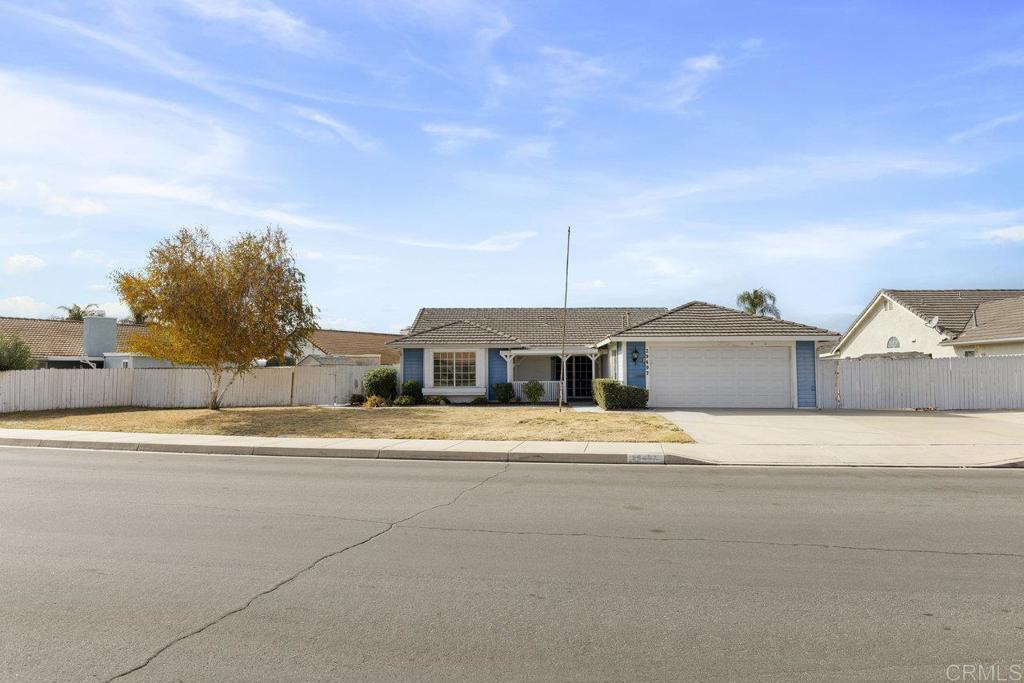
<box><xmin>57</xmin><ymin>303</ymin><xmax>104</xmax><ymax>321</ymax></box>
<box><xmin>736</xmin><ymin>288</ymin><xmax>781</xmax><ymax>319</ymax></box>
<box><xmin>121</xmin><ymin>307</ymin><xmax>149</xmax><ymax>325</ymax></box>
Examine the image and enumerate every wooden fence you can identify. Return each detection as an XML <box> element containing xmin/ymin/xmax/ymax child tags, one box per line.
<box><xmin>0</xmin><ymin>365</ymin><xmax>376</xmax><ymax>413</ymax></box>
<box><xmin>816</xmin><ymin>356</ymin><xmax>1024</xmax><ymax>410</ymax></box>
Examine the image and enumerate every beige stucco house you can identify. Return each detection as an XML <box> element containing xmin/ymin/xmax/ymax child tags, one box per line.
<box><xmin>829</xmin><ymin>289</ymin><xmax>1024</xmax><ymax>359</ymax></box>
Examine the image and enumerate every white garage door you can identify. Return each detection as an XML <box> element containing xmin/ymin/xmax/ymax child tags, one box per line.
<box><xmin>648</xmin><ymin>344</ymin><xmax>792</xmax><ymax>408</ymax></box>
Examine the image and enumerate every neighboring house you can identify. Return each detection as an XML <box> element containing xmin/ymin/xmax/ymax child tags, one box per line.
<box><xmin>387</xmin><ymin>303</ymin><xmax>838</xmax><ymax>408</ymax></box>
<box><xmin>296</xmin><ymin>328</ymin><xmax>400</xmax><ymax>366</ymax></box>
<box><xmin>0</xmin><ymin>316</ymin><xmax>151</xmax><ymax>368</ymax></box>
<box><xmin>829</xmin><ymin>289</ymin><xmax>1024</xmax><ymax>359</ymax></box>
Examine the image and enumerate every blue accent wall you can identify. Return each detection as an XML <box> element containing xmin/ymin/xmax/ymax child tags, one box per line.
<box><xmin>402</xmin><ymin>348</ymin><xmax>424</xmax><ymax>386</ymax></box>
<box><xmin>487</xmin><ymin>348</ymin><xmax>507</xmax><ymax>400</ymax></box>
<box><xmin>626</xmin><ymin>341</ymin><xmax>646</xmax><ymax>388</ymax></box>
<box><xmin>795</xmin><ymin>341</ymin><xmax>817</xmax><ymax>408</ymax></box>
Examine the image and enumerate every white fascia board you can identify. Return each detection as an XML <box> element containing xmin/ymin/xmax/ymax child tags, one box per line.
<box><xmin>606</xmin><ymin>335</ymin><xmax>839</xmax><ymax>343</ymax></box>
<box><xmin>945</xmin><ymin>335</ymin><xmax>1024</xmax><ymax>346</ymax></box>
<box><xmin>500</xmin><ymin>346</ymin><xmax>595</xmax><ymax>356</ymax></box>
<box><xmin>832</xmin><ymin>291</ymin><xmax>919</xmax><ymax>353</ymax></box>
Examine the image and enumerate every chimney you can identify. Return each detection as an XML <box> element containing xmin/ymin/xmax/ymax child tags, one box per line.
<box><xmin>83</xmin><ymin>316</ymin><xmax>117</xmax><ymax>358</ymax></box>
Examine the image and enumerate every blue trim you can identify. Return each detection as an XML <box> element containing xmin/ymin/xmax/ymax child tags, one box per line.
<box><xmin>487</xmin><ymin>349</ymin><xmax>507</xmax><ymax>400</ymax></box>
<box><xmin>402</xmin><ymin>348</ymin><xmax>424</xmax><ymax>386</ymax></box>
<box><xmin>625</xmin><ymin>341</ymin><xmax>646</xmax><ymax>388</ymax></box>
<box><xmin>795</xmin><ymin>341</ymin><xmax>816</xmax><ymax>408</ymax></box>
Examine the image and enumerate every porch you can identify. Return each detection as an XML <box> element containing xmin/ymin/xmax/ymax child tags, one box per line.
<box><xmin>500</xmin><ymin>349</ymin><xmax>605</xmax><ymax>402</ymax></box>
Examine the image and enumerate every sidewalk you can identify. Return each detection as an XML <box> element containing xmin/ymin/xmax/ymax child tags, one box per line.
<box><xmin>1</xmin><ymin>428</ymin><xmax>1021</xmax><ymax>467</ymax></box>
<box><xmin>0</xmin><ymin>428</ymin><xmax>703</xmax><ymax>465</ymax></box>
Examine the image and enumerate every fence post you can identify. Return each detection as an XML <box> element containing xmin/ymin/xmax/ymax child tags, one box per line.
<box><xmin>289</xmin><ymin>367</ymin><xmax>296</xmax><ymax>406</ymax></box>
<box><xmin>834</xmin><ymin>361</ymin><xmax>841</xmax><ymax>409</ymax></box>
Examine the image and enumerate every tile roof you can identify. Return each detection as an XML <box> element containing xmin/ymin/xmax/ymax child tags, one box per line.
<box><xmin>390</xmin><ymin>307</ymin><xmax>668</xmax><ymax>347</ymax></box>
<box><xmin>309</xmin><ymin>328</ymin><xmax>401</xmax><ymax>364</ymax></box>
<box><xmin>608</xmin><ymin>301</ymin><xmax>839</xmax><ymax>338</ymax></box>
<box><xmin>390</xmin><ymin>320</ymin><xmax>524</xmax><ymax>346</ymax></box>
<box><xmin>0</xmin><ymin>316</ymin><xmax>148</xmax><ymax>357</ymax></box>
<box><xmin>884</xmin><ymin>289</ymin><xmax>1024</xmax><ymax>335</ymax></box>
<box><xmin>948</xmin><ymin>296</ymin><xmax>1024</xmax><ymax>345</ymax></box>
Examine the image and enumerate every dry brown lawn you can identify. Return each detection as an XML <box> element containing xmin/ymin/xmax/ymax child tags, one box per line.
<box><xmin>0</xmin><ymin>406</ymin><xmax>692</xmax><ymax>443</ymax></box>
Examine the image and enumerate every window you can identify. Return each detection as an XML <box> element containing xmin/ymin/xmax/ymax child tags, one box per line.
<box><xmin>433</xmin><ymin>351</ymin><xmax>476</xmax><ymax>387</ymax></box>
<box><xmin>963</xmin><ymin>349</ymin><xmax>976</xmax><ymax>358</ymax></box>
<box><xmin>121</xmin><ymin>360</ymin><xmax>130</xmax><ymax>368</ymax></box>
<box><xmin>886</xmin><ymin>336</ymin><xmax>900</xmax><ymax>349</ymax></box>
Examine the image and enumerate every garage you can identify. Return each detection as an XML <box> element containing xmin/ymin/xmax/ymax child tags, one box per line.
<box><xmin>647</xmin><ymin>343</ymin><xmax>793</xmax><ymax>408</ymax></box>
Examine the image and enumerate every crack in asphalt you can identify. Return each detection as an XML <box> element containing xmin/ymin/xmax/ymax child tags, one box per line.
<box><xmin>103</xmin><ymin>462</ymin><xmax>509</xmax><ymax>682</ymax></box>
<box><xmin>399</xmin><ymin>523</ymin><xmax>1024</xmax><ymax>559</ymax></box>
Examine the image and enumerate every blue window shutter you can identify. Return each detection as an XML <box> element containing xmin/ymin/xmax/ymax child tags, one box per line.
<box><xmin>626</xmin><ymin>341</ymin><xmax>646</xmax><ymax>388</ymax></box>
<box><xmin>487</xmin><ymin>349</ymin><xmax>507</xmax><ymax>400</ymax></box>
<box><xmin>402</xmin><ymin>348</ymin><xmax>424</xmax><ymax>385</ymax></box>
<box><xmin>795</xmin><ymin>341</ymin><xmax>816</xmax><ymax>408</ymax></box>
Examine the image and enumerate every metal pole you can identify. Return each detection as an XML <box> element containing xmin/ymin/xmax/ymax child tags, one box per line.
<box><xmin>559</xmin><ymin>226</ymin><xmax>571</xmax><ymax>411</ymax></box>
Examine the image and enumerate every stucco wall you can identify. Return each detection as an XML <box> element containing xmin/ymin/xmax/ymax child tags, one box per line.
<box><xmin>839</xmin><ymin>298</ymin><xmax>954</xmax><ymax>358</ymax></box>
<box><xmin>956</xmin><ymin>341</ymin><xmax>1024</xmax><ymax>357</ymax></box>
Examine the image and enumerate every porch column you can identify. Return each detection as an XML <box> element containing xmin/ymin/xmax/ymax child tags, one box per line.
<box><xmin>500</xmin><ymin>350</ymin><xmax>515</xmax><ymax>382</ymax></box>
<box><xmin>559</xmin><ymin>354</ymin><xmax>569</xmax><ymax>403</ymax></box>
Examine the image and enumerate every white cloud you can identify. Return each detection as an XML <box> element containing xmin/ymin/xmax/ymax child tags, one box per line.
<box><xmin>98</xmin><ymin>300</ymin><xmax>132</xmax><ymax>320</ymax></box>
<box><xmin>170</xmin><ymin>0</ymin><xmax>326</xmax><ymax>52</ymax></box>
<box><xmin>0</xmin><ymin>178</ymin><xmax>15</xmax><ymax>191</ymax></box>
<box><xmin>570</xmin><ymin>279</ymin><xmax>607</xmax><ymax>291</ymax></box>
<box><xmin>3</xmin><ymin>254</ymin><xmax>46</xmax><ymax>274</ymax></box>
<box><xmin>537</xmin><ymin>47</ymin><xmax>613</xmax><ymax>98</ymax></box>
<box><xmin>391</xmin><ymin>231</ymin><xmax>536</xmax><ymax>252</ymax></box>
<box><xmin>421</xmin><ymin>123</ymin><xmax>497</xmax><ymax>153</ymax></box>
<box><xmin>506</xmin><ymin>140</ymin><xmax>551</xmax><ymax>161</ymax></box>
<box><xmin>658</xmin><ymin>52</ymin><xmax>722</xmax><ymax>111</ymax></box>
<box><xmin>0</xmin><ymin>295</ymin><xmax>49</xmax><ymax>317</ymax></box>
<box><xmin>980</xmin><ymin>225</ymin><xmax>1024</xmax><ymax>243</ymax></box>
<box><xmin>37</xmin><ymin>185</ymin><xmax>108</xmax><ymax>216</ymax></box>
<box><xmin>949</xmin><ymin>111</ymin><xmax>1024</xmax><ymax>143</ymax></box>
<box><xmin>293</xmin><ymin>107</ymin><xmax>378</xmax><ymax>153</ymax></box>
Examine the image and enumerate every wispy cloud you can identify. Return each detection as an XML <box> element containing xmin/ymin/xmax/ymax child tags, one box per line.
<box><xmin>570</xmin><ymin>279</ymin><xmax>607</xmax><ymax>291</ymax></box>
<box><xmin>980</xmin><ymin>225</ymin><xmax>1024</xmax><ymax>243</ymax></box>
<box><xmin>421</xmin><ymin>123</ymin><xmax>497</xmax><ymax>153</ymax></box>
<box><xmin>169</xmin><ymin>0</ymin><xmax>326</xmax><ymax>52</ymax></box>
<box><xmin>4</xmin><ymin>254</ymin><xmax>46</xmax><ymax>274</ymax></box>
<box><xmin>949</xmin><ymin>111</ymin><xmax>1024</xmax><ymax>143</ymax></box>
<box><xmin>506</xmin><ymin>140</ymin><xmax>551</xmax><ymax>161</ymax></box>
<box><xmin>391</xmin><ymin>231</ymin><xmax>536</xmax><ymax>252</ymax></box>
<box><xmin>537</xmin><ymin>46</ymin><xmax>613</xmax><ymax>98</ymax></box>
<box><xmin>294</xmin><ymin>107</ymin><xmax>378</xmax><ymax>152</ymax></box>
<box><xmin>0</xmin><ymin>295</ymin><xmax>50</xmax><ymax>317</ymax></box>
<box><xmin>658</xmin><ymin>53</ymin><xmax>722</xmax><ymax>111</ymax></box>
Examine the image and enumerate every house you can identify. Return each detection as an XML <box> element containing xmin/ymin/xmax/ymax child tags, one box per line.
<box><xmin>296</xmin><ymin>329</ymin><xmax>400</xmax><ymax>366</ymax></box>
<box><xmin>387</xmin><ymin>303</ymin><xmax>838</xmax><ymax>408</ymax></box>
<box><xmin>829</xmin><ymin>289</ymin><xmax>1024</xmax><ymax>359</ymax></box>
<box><xmin>0</xmin><ymin>316</ymin><xmax>151</xmax><ymax>368</ymax></box>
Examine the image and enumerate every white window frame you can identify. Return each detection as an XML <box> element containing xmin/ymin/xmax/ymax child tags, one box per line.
<box><xmin>424</xmin><ymin>348</ymin><xmax>486</xmax><ymax>394</ymax></box>
<box><xmin>886</xmin><ymin>336</ymin><xmax>900</xmax><ymax>349</ymax></box>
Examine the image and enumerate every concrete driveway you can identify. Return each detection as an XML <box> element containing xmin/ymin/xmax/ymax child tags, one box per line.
<box><xmin>658</xmin><ymin>409</ymin><xmax>1024</xmax><ymax>466</ymax></box>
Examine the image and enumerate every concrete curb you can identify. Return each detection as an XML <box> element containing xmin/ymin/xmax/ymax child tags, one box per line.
<box><xmin>0</xmin><ymin>432</ymin><xmax>701</xmax><ymax>465</ymax></box>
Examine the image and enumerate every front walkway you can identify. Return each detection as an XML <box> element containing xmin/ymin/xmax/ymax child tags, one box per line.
<box><xmin>657</xmin><ymin>409</ymin><xmax>1024</xmax><ymax>466</ymax></box>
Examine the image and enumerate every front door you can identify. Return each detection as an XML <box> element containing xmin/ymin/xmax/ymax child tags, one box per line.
<box><xmin>553</xmin><ymin>356</ymin><xmax>594</xmax><ymax>400</ymax></box>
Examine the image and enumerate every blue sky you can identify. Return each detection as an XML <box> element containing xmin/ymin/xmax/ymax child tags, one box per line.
<box><xmin>1</xmin><ymin>1</ymin><xmax>1023</xmax><ymax>333</ymax></box>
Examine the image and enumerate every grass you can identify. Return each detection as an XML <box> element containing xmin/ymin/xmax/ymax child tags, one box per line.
<box><xmin>0</xmin><ymin>405</ymin><xmax>692</xmax><ymax>443</ymax></box>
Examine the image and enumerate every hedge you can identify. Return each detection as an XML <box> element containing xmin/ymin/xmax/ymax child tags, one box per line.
<box><xmin>592</xmin><ymin>378</ymin><xmax>649</xmax><ymax>410</ymax></box>
<box><xmin>493</xmin><ymin>382</ymin><xmax>514</xmax><ymax>404</ymax></box>
<box><xmin>363</xmin><ymin>367</ymin><xmax>398</xmax><ymax>400</ymax></box>
<box><xmin>401</xmin><ymin>379</ymin><xmax>423</xmax><ymax>402</ymax></box>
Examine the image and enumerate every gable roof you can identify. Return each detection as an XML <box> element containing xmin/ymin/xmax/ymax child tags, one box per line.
<box><xmin>883</xmin><ymin>289</ymin><xmax>1024</xmax><ymax>335</ymax></box>
<box><xmin>391</xmin><ymin>307</ymin><xmax>667</xmax><ymax>347</ymax></box>
<box><xmin>0</xmin><ymin>316</ymin><xmax>148</xmax><ymax>358</ymax></box>
<box><xmin>607</xmin><ymin>301</ymin><xmax>839</xmax><ymax>339</ymax></box>
<box><xmin>947</xmin><ymin>296</ymin><xmax>1024</xmax><ymax>346</ymax></box>
<box><xmin>309</xmin><ymin>328</ymin><xmax>400</xmax><ymax>364</ymax></box>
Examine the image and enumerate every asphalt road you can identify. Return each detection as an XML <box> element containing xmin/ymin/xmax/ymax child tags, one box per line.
<box><xmin>3</xmin><ymin>447</ymin><xmax>1023</xmax><ymax>682</ymax></box>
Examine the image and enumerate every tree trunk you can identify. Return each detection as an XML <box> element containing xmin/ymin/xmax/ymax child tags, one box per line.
<box><xmin>208</xmin><ymin>370</ymin><xmax>221</xmax><ymax>410</ymax></box>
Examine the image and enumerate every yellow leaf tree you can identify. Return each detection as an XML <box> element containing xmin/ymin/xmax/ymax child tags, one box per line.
<box><xmin>112</xmin><ymin>227</ymin><xmax>318</xmax><ymax>409</ymax></box>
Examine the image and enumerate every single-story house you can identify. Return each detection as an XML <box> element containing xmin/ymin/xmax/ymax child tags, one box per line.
<box><xmin>828</xmin><ymin>289</ymin><xmax>1024</xmax><ymax>359</ymax></box>
<box><xmin>0</xmin><ymin>315</ymin><xmax>151</xmax><ymax>368</ymax></box>
<box><xmin>296</xmin><ymin>328</ymin><xmax>400</xmax><ymax>366</ymax></box>
<box><xmin>387</xmin><ymin>303</ymin><xmax>839</xmax><ymax>408</ymax></box>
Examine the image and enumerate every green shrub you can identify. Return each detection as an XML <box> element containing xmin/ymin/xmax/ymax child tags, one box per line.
<box><xmin>592</xmin><ymin>378</ymin><xmax>649</xmax><ymax>410</ymax></box>
<box><xmin>493</xmin><ymin>382</ymin><xmax>514</xmax><ymax>404</ymax></box>
<box><xmin>425</xmin><ymin>395</ymin><xmax>451</xmax><ymax>406</ymax></box>
<box><xmin>349</xmin><ymin>393</ymin><xmax>366</xmax><ymax>405</ymax></box>
<box><xmin>393</xmin><ymin>394</ymin><xmax>415</xmax><ymax>407</ymax></box>
<box><xmin>363</xmin><ymin>395</ymin><xmax>388</xmax><ymax>408</ymax></box>
<box><xmin>0</xmin><ymin>333</ymin><xmax>36</xmax><ymax>372</ymax></box>
<box><xmin>401</xmin><ymin>379</ymin><xmax>423</xmax><ymax>402</ymax></box>
<box><xmin>469</xmin><ymin>396</ymin><xmax>490</xmax><ymax>406</ymax></box>
<box><xmin>522</xmin><ymin>379</ymin><xmax>544</xmax><ymax>404</ymax></box>
<box><xmin>362</xmin><ymin>367</ymin><xmax>398</xmax><ymax>400</ymax></box>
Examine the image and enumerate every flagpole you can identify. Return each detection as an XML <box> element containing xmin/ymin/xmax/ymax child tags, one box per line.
<box><xmin>559</xmin><ymin>226</ymin><xmax>571</xmax><ymax>411</ymax></box>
